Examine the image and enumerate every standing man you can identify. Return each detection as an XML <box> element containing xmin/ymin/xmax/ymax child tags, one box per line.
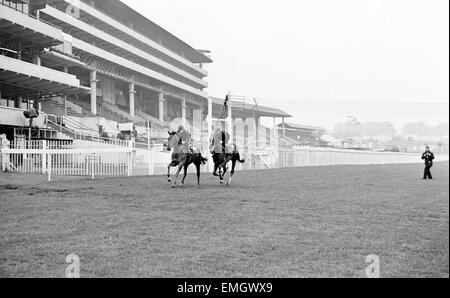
<box><xmin>422</xmin><ymin>146</ymin><xmax>435</xmax><ymax>180</ymax></box>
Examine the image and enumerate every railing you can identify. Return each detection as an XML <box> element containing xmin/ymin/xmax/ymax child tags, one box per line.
<box><xmin>3</xmin><ymin>138</ymin><xmax>448</xmax><ymax>180</ymax></box>
<box><xmin>274</xmin><ymin>147</ymin><xmax>422</xmax><ymax>169</ymax></box>
<box><xmin>46</xmin><ymin>115</ymin><xmax>130</xmax><ymax>148</ymax></box>
<box><xmin>2</xmin><ymin>140</ymin><xmax>134</xmax><ymax>180</ymax></box>
<box><xmin>0</xmin><ymin>0</ymin><xmax>62</xmax><ymax>30</ymax></box>
<box><xmin>1</xmin><ymin>0</ymin><xmax>30</xmax><ymax>15</ymax></box>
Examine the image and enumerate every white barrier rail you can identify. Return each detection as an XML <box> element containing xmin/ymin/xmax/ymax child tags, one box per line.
<box><xmin>1</xmin><ymin>141</ymin><xmax>134</xmax><ymax>181</ymax></box>
<box><xmin>2</xmin><ymin>140</ymin><xmax>448</xmax><ymax>180</ymax></box>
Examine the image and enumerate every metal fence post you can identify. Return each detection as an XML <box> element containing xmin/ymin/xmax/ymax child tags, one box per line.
<box><xmin>128</xmin><ymin>141</ymin><xmax>133</xmax><ymax>177</ymax></box>
<box><xmin>91</xmin><ymin>154</ymin><xmax>95</xmax><ymax>180</ymax></box>
<box><xmin>47</xmin><ymin>153</ymin><xmax>52</xmax><ymax>182</ymax></box>
<box><xmin>42</xmin><ymin>140</ymin><xmax>47</xmax><ymax>174</ymax></box>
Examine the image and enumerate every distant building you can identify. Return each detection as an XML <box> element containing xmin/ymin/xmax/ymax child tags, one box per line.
<box><xmin>277</xmin><ymin>123</ymin><xmax>326</xmax><ymax>147</ymax></box>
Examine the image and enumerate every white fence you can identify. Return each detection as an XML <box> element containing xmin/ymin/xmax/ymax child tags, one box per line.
<box><xmin>2</xmin><ymin>140</ymin><xmax>133</xmax><ymax>180</ymax></box>
<box><xmin>227</xmin><ymin>147</ymin><xmax>448</xmax><ymax>172</ymax></box>
<box><xmin>275</xmin><ymin>147</ymin><xmax>422</xmax><ymax>168</ymax></box>
<box><xmin>1</xmin><ymin>140</ymin><xmax>448</xmax><ymax>180</ymax></box>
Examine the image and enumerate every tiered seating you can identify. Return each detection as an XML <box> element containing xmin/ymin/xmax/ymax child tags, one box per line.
<box><xmin>98</xmin><ymin>104</ymin><xmax>130</xmax><ymax>124</ymax></box>
<box><xmin>41</xmin><ymin>99</ymin><xmax>88</xmax><ymax>118</ymax></box>
<box><xmin>66</xmin><ymin>97</ymin><xmax>96</xmax><ymax>118</ymax></box>
<box><xmin>68</xmin><ymin>97</ymin><xmax>164</xmax><ymax>129</ymax></box>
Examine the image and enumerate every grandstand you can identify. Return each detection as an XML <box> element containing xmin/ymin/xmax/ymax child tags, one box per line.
<box><xmin>1</xmin><ymin>0</ymin><xmax>211</xmax><ymax>145</ymax></box>
<box><xmin>277</xmin><ymin>122</ymin><xmax>327</xmax><ymax>148</ymax></box>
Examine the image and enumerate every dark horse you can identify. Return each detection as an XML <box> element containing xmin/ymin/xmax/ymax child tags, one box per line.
<box><xmin>211</xmin><ymin>131</ymin><xmax>245</xmax><ymax>185</ymax></box>
<box><xmin>167</xmin><ymin>131</ymin><xmax>207</xmax><ymax>188</ymax></box>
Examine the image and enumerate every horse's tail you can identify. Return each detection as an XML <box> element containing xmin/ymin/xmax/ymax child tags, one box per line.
<box><xmin>235</xmin><ymin>153</ymin><xmax>245</xmax><ymax>163</ymax></box>
<box><xmin>200</xmin><ymin>154</ymin><xmax>208</xmax><ymax>165</ymax></box>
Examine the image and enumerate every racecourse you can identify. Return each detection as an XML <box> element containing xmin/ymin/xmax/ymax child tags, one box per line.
<box><xmin>0</xmin><ymin>162</ymin><xmax>448</xmax><ymax>278</ymax></box>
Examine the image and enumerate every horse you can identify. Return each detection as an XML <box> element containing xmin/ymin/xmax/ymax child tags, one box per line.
<box><xmin>166</xmin><ymin>131</ymin><xmax>208</xmax><ymax>188</ymax></box>
<box><xmin>212</xmin><ymin>144</ymin><xmax>245</xmax><ymax>185</ymax></box>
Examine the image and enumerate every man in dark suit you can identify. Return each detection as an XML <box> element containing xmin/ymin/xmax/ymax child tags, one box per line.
<box><xmin>422</xmin><ymin>146</ymin><xmax>435</xmax><ymax>180</ymax></box>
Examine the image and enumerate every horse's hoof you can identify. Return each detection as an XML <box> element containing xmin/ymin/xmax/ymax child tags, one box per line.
<box><xmin>213</xmin><ymin>173</ymin><xmax>219</xmax><ymax>177</ymax></box>
<box><xmin>171</xmin><ymin>185</ymin><xmax>176</xmax><ymax>188</ymax></box>
<box><xmin>220</xmin><ymin>180</ymin><xmax>224</xmax><ymax>185</ymax></box>
<box><xmin>168</xmin><ymin>178</ymin><xmax>172</xmax><ymax>183</ymax></box>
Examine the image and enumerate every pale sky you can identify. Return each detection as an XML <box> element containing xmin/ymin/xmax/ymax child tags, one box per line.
<box><xmin>121</xmin><ymin>0</ymin><xmax>449</xmax><ymax>131</ymax></box>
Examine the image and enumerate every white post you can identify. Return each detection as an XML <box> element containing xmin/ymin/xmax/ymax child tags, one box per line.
<box><xmin>128</xmin><ymin>141</ymin><xmax>133</xmax><ymax>177</ymax></box>
<box><xmin>1</xmin><ymin>151</ymin><xmax>6</xmax><ymax>172</ymax></box>
<box><xmin>147</xmin><ymin>121</ymin><xmax>151</xmax><ymax>150</ymax></box>
<box><xmin>147</xmin><ymin>121</ymin><xmax>154</xmax><ymax>176</ymax></box>
<box><xmin>90</xmin><ymin>70</ymin><xmax>97</xmax><ymax>115</ymax></box>
<box><xmin>63</xmin><ymin>95</ymin><xmax>67</xmax><ymax>116</ymax></box>
<box><xmin>42</xmin><ymin>140</ymin><xmax>47</xmax><ymax>174</ymax></box>
<box><xmin>1</xmin><ymin>135</ymin><xmax>7</xmax><ymax>172</ymax></box>
<box><xmin>159</xmin><ymin>92</ymin><xmax>165</xmax><ymax>123</ymax></box>
<box><xmin>47</xmin><ymin>153</ymin><xmax>52</xmax><ymax>182</ymax></box>
<box><xmin>129</xmin><ymin>82</ymin><xmax>135</xmax><ymax>117</ymax></box>
<box><xmin>91</xmin><ymin>154</ymin><xmax>95</xmax><ymax>179</ymax></box>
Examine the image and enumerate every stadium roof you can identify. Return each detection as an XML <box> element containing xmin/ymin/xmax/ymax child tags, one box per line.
<box><xmin>211</xmin><ymin>97</ymin><xmax>292</xmax><ymax>118</ymax></box>
<box><xmin>85</xmin><ymin>0</ymin><xmax>213</xmax><ymax>64</ymax></box>
<box><xmin>280</xmin><ymin>122</ymin><xmax>326</xmax><ymax>131</ymax></box>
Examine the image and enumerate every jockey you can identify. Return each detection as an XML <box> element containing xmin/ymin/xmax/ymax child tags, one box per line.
<box><xmin>177</xmin><ymin>125</ymin><xmax>193</xmax><ymax>153</ymax></box>
<box><xmin>210</xmin><ymin>127</ymin><xmax>231</xmax><ymax>154</ymax></box>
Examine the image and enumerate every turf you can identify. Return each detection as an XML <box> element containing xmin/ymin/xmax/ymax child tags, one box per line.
<box><xmin>0</xmin><ymin>162</ymin><xmax>448</xmax><ymax>278</ymax></box>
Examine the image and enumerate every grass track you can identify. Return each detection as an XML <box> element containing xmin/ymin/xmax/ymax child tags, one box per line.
<box><xmin>0</xmin><ymin>162</ymin><xmax>448</xmax><ymax>278</ymax></box>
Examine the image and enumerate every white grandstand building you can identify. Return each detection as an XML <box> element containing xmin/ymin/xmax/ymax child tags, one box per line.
<box><xmin>0</xmin><ymin>0</ymin><xmax>213</xmax><ymax>142</ymax></box>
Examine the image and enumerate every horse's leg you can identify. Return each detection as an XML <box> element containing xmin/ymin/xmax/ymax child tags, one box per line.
<box><xmin>172</xmin><ymin>163</ymin><xmax>183</xmax><ymax>188</ymax></box>
<box><xmin>212</xmin><ymin>154</ymin><xmax>218</xmax><ymax>176</ymax></box>
<box><xmin>227</xmin><ymin>159</ymin><xmax>237</xmax><ymax>185</ymax></box>
<box><xmin>217</xmin><ymin>155</ymin><xmax>230</xmax><ymax>185</ymax></box>
<box><xmin>181</xmin><ymin>163</ymin><xmax>189</xmax><ymax>185</ymax></box>
<box><xmin>167</xmin><ymin>161</ymin><xmax>177</xmax><ymax>182</ymax></box>
<box><xmin>220</xmin><ymin>156</ymin><xmax>232</xmax><ymax>182</ymax></box>
<box><xmin>224</xmin><ymin>157</ymin><xmax>230</xmax><ymax>173</ymax></box>
<box><xmin>195</xmin><ymin>161</ymin><xmax>201</xmax><ymax>185</ymax></box>
<box><xmin>213</xmin><ymin>162</ymin><xmax>219</xmax><ymax>176</ymax></box>
<box><xmin>167</xmin><ymin>163</ymin><xmax>172</xmax><ymax>183</ymax></box>
<box><xmin>219</xmin><ymin>166</ymin><xmax>224</xmax><ymax>184</ymax></box>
